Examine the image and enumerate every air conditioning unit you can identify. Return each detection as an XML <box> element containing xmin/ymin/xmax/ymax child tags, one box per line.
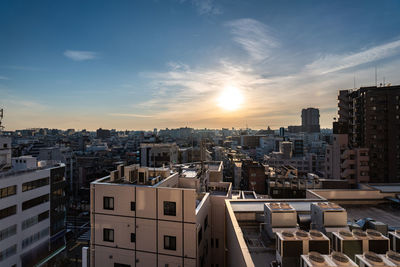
<box><xmin>295</xmin><ymin>230</ymin><xmax>310</xmax><ymax>255</ymax></box>
<box><xmin>386</xmin><ymin>250</ymin><xmax>400</xmax><ymax>266</ymax></box>
<box><xmin>329</xmin><ymin>252</ymin><xmax>358</xmax><ymax>267</ymax></box>
<box><xmin>301</xmin><ymin>252</ymin><xmax>336</xmax><ymax>267</ymax></box>
<box><xmin>366</xmin><ymin>229</ymin><xmax>390</xmax><ymax>255</ymax></box>
<box><xmin>110</xmin><ymin>170</ymin><xmax>119</xmax><ymax>182</ymax></box>
<box><xmin>332</xmin><ymin>230</ymin><xmax>363</xmax><ymax>261</ymax></box>
<box><xmin>352</xmin><ymin>229</ymin><xmax>369</xmax><ymax>253</ymax></box>
<box><xmin>355</xmin><ymin>251</ymin><xmax>395</xmax><ymax>267</ymax></box>
<box><xmin>311</xmin><ymin>202</ymin><xmax>348</xmax><ymax>236</ymax></box>
<box><xmin>309</xmin><ymin>230</ymin><xmax>330</xmax><ymax>255</ymax></box>
<box><xmin>276</xmin><ymin>231</ymin><xmax>303</xmax><ymax>267</ymax></box>
<box><xmin>389</xmin><ymin>230</ymin><xmax>400</xmax><ymax>253</ymax></box>
<box><xmin>265</xmin><ymin>203</ymin><xmax>298</xmax><ymax>238</ymax></box>
<box><xmin>137</xmin><ymin>168</ymin><xmax>149</xmax><ymax>185</ymax></box>
<box><xmin>367</xmin><ymin>220</ymin><xmax>388</xmax><ymax>236</ymax></box>
<box><xmin>301</xmin><ymin>252</ymin><xmax>358</xmax><ymax>267</ymax></box>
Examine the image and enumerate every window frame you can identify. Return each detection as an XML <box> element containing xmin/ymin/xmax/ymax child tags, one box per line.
<box><xmin>164</xmin><ymin>235</ymin><xmax>176</xmax><ymax>251</ymax></box>
<box><xmin>103</xmin><ymin>196</ymin><xmax>114</xmax><ymax>210</ymax></box>
<box><xmin>163</xmin><ymin>201</ymin><xmax>176</xmax><ymax>216</ymax></box>
<box><xmin>103</xmin><ymin>228</ymin><xmax>114</xmax><ymax>242</ymax></box>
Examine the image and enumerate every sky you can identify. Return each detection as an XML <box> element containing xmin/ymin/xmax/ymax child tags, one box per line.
<box><xmin>1</xmin><ymin>0</ymin><xmax>400</xmax><ymax>131</ymax></box>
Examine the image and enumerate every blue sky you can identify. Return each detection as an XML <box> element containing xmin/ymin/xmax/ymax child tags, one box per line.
<box><xmin>1</xmin><ymin>0</ymin><xmax>400</xmax><ymax>130</ymax></box>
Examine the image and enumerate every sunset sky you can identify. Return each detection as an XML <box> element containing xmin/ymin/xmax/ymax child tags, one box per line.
<box><xmin>1</xmin><ymin>0</ymin><xmax>400</xmax><ymax>130</ymax></box>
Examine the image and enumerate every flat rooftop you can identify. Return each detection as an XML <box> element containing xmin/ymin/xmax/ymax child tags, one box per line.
<box><xmin>368</xmin><ymin>184</ymin><xmax>400</xmax><ymax>193</ymax></box>
<box><xmin>343</xmin><ymin>203</ymin><xmax>400</xmax><ymax>228</ymax></box>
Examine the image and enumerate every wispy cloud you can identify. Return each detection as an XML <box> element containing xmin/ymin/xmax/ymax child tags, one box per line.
<box><xmin>64</xmin><ymin>50</ymin><xmax>97</xmax><ymax>61</ymax></box>
<box><xmin>226</xmin><ymin>18</ymin><xmax>278</xmax><ymax>61</ymax></box>
<box><xmin>306</xmin><ymin>39</ymin><xmax>400</xmax><ymax>74</ymax></box>
<box><xmin>0</xmin><ymin>76</ymin><xmax>8</xmax><ymax>80</ymax></box>
<box><xmin>192</xmin><ymin>0</ymin><xmax>221</xmax><ymax>15</ymax></box>
<box><xmin>109</xmin><ymin>113</ymin><xmax>153</xmax><ymax>118</ymax></box>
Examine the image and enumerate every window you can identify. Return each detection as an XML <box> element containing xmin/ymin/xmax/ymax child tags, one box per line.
<box><xmin>130</xmin><ymin>202</ymin><xmax>136</xmax><ymax>211</ymax></box>
<box><xmin>164</xmin><ymin>235</ymin><xmax>176</xmax><ymax>250</ymax></box>
<box><xmin>204</xmin><ymin>215</ymin><xmax>208</xmax><ymax>232</ymax></box>
<box><xmin>0</xmin><ymin>244</ymin><xmax>17</xmax><ymax>262</ymax></box>
<box><xmin>0</xmin><ymin>185</ymin><xmax>16</xmax><ymax>199</ymax></box>
<box><xmin>131</xmin><ymin>233</ymin><xmax>136</xmax><ymax>243</ymax></box>
<box><xmin>103</xmin><ymin>228</ymin><xmax>114</xmax><ymax>242</ymax></box>
<box><xmin>103</xmin><ymin>197</ymin><xmax>114</xmax><ymax>210</ymax></box>
<box><xmin>22</xmin><ymin>177</ymin><xmax>49</xmax><ymax>192</ymax></box>
<box><xmin>0</xmin><ymin>205</ymin><xmax>17</xmax><ymax>220</ymax></box>
<box><xmin>22</xmin><ymin>194</ymin><xmax>49</xmax><ymax>211</ymax></box>
<box><xmin>22</xmin><ymin>211</ymin><xmax>49</xmax><ymax>230</ymax></box>
<box><xmin>21</xmin><ymin>227</ymin><xmax>49</xmax><ymax>249</ymax></box>
<box><xmin>211</xmin><ymin>238</ymin><xmax>214</xmax><ymax>248</ymax></box>
<box><xmin>163</xmin><ymin>201</ymin><xmax>176</xmax><ymax>216</ymax></box>
<box><xmin>198</xmin><ymin>227</ymin><xmax>202</xmax><ymax>245</ymax></box>
<box><xmin>215</xmin><ymin>238</ymin><xmax>219</xmax><ymax>248</ymax></box>
<box><xmin>0</xmin><ymin>225</ymin><xmax>17</xmax><ymax>242</ymax></box>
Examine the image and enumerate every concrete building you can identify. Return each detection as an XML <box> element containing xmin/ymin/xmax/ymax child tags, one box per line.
<box><xmin>279</xmin><ymin>141</ymin><xmax>293</xmax><ymax>159</ymax></box>
<box><xmin>96</xmin><ymin>128</ymin><xmax>111</xmax><ymax>139</ymax></box>
<box><xmin>0</xmin><ymin>138</ymin><xmax>66</xmax><ymax>267</ymax></box>
<box><xmin>337</xmin><ymin>85</ymin><xmax>400</xmax><ymax>182</ymax></box>
<box><xmin>90</xmin><ymin>162</ymin><xmax>230</xmax><ymax>267</ymax></box>
<box><xmin>325</xmin><ymin>134</ymin><xmax>370</xmax><ymax>185</ymax></box>
<box><xmin>140</xmin><ymin>143</ymin><xmax>179</xmax><ymax>167</ymax></box>
<box><xmin>301</xmin><ymin>108</ymin><xmax>320</xmax><ymax>133</ymax></box>
<box><xmin>240</xmin><ymin>160</ymin><xmax>266</xmax><ymax>194</ymax></box>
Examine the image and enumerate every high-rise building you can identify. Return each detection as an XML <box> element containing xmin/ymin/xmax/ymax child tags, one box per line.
<box><xmin>0</xmin><ymin>137</ymin><xmax>66</xmax><ymax>267</ymax></box>
<box><xmin>301</xmin><ymin>108</ymin><xmax>320</xmax><ymax>133</ymax></box>
<box><xmin>337</xmin><ymin>85</ymin><xmax>400</xmax><ymax>182</ymax></box>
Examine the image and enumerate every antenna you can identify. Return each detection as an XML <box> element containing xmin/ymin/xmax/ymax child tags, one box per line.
<box><xmin>383</xmin><ymin>76</ymin><xmax>385</xmax><ymax>86</ymax></box>
<box><xmin>375</xmin><ymin>65</ymin><xmax>377</xmax><ymax>87</ymax></box>
<box><xmin>0</xmin><ymin>108</ymin><xmax>4</xmax><ymax>131</ymax></box>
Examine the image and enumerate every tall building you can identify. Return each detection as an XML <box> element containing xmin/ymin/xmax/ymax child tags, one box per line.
<box><xmin>90</xmin><ymin>162</ymin><xmax>230</xmax><ymax>267</ymax></box>
<box><xmin>301</xmin><ymin>108</ymin><xmax>320</xmax><ymax>133</ymax></box>
<box><xmin>337</xmin><ymin>85</ymin><xmax>400</xmax><ymax>182</ymax></box>
<box><xmin>0</xmin><ymin>137</ymin><xmax>66</xmax><ymax>267</ymax></box>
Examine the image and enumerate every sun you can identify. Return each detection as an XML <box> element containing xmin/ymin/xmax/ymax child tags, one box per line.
<box><xmin>217</xmin><ymin>86</ymin><xmax>244</xmax><ymax>111</ymax></box>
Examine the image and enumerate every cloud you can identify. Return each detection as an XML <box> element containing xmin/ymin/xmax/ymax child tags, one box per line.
<box><xmin>226</xmin><ymin>18</ymin><xmax>278</xmax><ymax>61</ymax></box>
<box><xmin>306</xmin><ymin>39</ymin><xmax>400</xmax><ymax>74</ymax></box>
<box><xmin>0</xmin><ymin>76</ymin><xmax>8</xmax><ymax>80</ymax></box>
<box><xmin>192</xmin><ymin>0</ymin><xmax>221</xmax><ymax>15</ymax></box>
<box><xmin>64</xmin><ymin>50</ymin><xmax>97</xmax><ymax>61</ymax></box>
<box><xmin>109</xmin><ymin>113</ymin><xmax>153</xmax><ymax>118</ymax></box>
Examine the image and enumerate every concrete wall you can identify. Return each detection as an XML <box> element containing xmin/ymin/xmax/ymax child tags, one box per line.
<box><xmin>225</xmin><ymin>200</ymin><xmax>254</xmax><ymax>267</ymax></box>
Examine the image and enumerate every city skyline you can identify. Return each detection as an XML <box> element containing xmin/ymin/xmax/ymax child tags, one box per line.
<box><xmin>1</xmin><ymin>0</ymin><xmax>400</xmax><ymax>130</ymax></box>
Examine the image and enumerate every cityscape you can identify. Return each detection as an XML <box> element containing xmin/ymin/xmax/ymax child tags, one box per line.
<box><xmin>1</xmin><ymin>1</ymin><xmax>400</xmax><ymax>267</ymax></box>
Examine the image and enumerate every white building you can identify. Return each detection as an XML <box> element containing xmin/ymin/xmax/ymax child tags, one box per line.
<box><xmin>90</xmin><ymin>162</ymin><xmax>230</xmax><ymax>267</ymax></box>
<box><xmin>0</xmin><ymin>137</ymin><xmax>66</xmax><ymax>267</ymax></box>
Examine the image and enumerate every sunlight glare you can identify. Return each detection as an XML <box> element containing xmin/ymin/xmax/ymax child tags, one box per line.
<box><xmin>217</xmin><ymin>86</ymin><xmax>244</xmax><ymax>111</ymax></box>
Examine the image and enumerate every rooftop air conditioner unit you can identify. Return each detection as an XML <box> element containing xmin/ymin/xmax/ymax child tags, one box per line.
<box><xmin>355</xmin><ymin>252</ymin><xmax>395</xmax><ymax>267</ymax></box>
<box><xmin>301</xmin><ymin>252</ymin><xmax>336</xmax><ymax>267</ymax></box>
<box><xmin>389</xmin><ymin>230</ymin><xmax>400</xmax><ymax>253</ymax></box>
<box><xmin>329</xmin><ymin>252</ymin><xmax>358</xmax><ymax>267</ymax></box>
<box><xmin>265</xmin><ymin>203</ymin><xmax>298</xmax><ymax>239</ymax></box>
<box><xmin>366</xmin><ymin>229</ymin><xmax>390</xmax><ymax>255</ymax></box>
<box><xmin>309</xmin><ymin>230</ymin><xmax>330</xmax><ymax>255</ymax></box>
<box><xmin>276</xmin><ymin>231</ymin><xmax>303</xmax><ymax>267</ymax></box>
<box><xmin>386</xmin><ymin>250</ymin><xmax>400</xmax><ymax>266</ymax></box>
<box><xmin>332</xmin><ymin>230</ymin><xmax>363</xmax><ymax>261</ymax></box>
<box><xmin>311</xmin><ymin>202</ymin><xmax>348</xmax><ymax>236</ymax></box>
<box><xmin>110</xmin><ymin>170</ymin><xmax>119</xmax><ymax>182</ymax></box>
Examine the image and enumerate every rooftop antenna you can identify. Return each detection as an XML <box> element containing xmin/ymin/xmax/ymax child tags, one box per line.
<box><xmin>383</xmin><ymin>76</ymin><xmax>386</xmax><ymax>86</ymax></box>
<box><xmin>375</xmin><ymin>65</ymin><xmax>378</xmax><ymax>87</ymax></box>
<box><xmin>0</xmin><ymin>108</ymin><xmax>4</xmax><ymax>132</ymax></box>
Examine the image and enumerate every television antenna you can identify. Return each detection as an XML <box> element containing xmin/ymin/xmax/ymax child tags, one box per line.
<box><xmin>0</xmin><ymin>108</ymin><xmax>4</xmax><ymax>131</ymax></box>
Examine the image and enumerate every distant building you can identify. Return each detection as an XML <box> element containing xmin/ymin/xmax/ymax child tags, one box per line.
<box><xmin>325</xmin><ymin>134</ymin><xmax>370</xmax><ymax>185</ymax></box>
<box><xmin>241</xmin><ymin>160</ymin><xmax>266</xmax><ymax>194</ymax></box>
<box><xmin>302</xmin><ymin>108</ymin><xmax>320</xmax><ymax>133</ymax></box>
<box><xmin>140</xmin><ymin>143</ymin><xmax>179</xmax><ymax>167</ymax></box>
<box><xmin>96</xmin><ymin>128</ymin><xmax>111</xmax><ymax>139</ymax></box>
<box><xmin>279</xmin><ymin>141</ymin><xmax>293</xmax><ymax>159</ymax></box>
<box><xmin>337</xmin><ymin>85</ymin><xmax>400</xmax><ymax>182</ymax></box>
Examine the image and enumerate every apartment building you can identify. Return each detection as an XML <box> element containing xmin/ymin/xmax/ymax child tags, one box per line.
<box><xmin>325</xmin><ymin>134</ymin><xmax>370</xmax><ymax>184</ymax></box>
<box><xmin>0</xmin><ymin>139</ymin><xmax>66</xmax><ymax>267</ymax></box>
<box><xmin>337</xmin><ymin>85</ymin><xmax>400</xmax><ymax>182</ymax></box>
<box><xmin>140</xmin><ymin>143</ymin><xmax>179</xmax><ymax>167</ymax></box>
<box><xmin>301</xmin><ymin>108</ymin><xmax>320</xmax><ymax>133</ymax></box>
<box><xmin>90</xmin><ymin>162</ymin><xmax>231</xmax><ymax>267</ymax></box>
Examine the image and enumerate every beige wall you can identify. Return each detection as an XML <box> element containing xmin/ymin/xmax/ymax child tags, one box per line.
<box><xmin>225</xmin><ymin>200</ymin><xmax>254</xmax><ymax>267</ymax></box>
